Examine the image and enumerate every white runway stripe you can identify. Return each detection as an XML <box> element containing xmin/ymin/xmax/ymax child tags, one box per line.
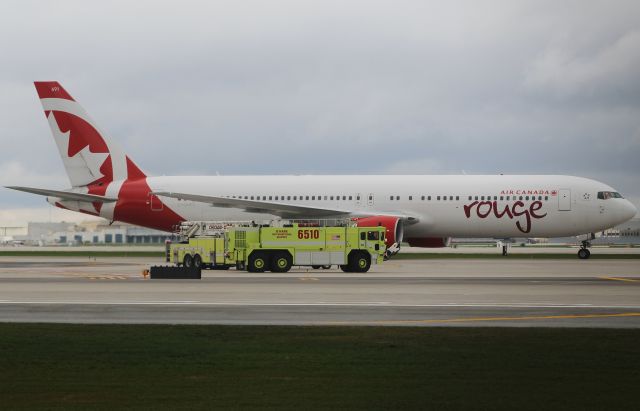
<box><xmin>1</xmin><ymin>300</ymin><xmax>640</xmax><ymax>309</ymax></box>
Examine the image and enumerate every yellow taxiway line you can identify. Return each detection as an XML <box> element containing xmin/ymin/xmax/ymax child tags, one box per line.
<box><xmin>600</xmin><ymin>277</ymin><xmax>640</xmax><ymax>283</ymax></box>
<box><xmin>331</xmin><ymin>312</ymin><xmax>640</xmax><ymax>326</ymax></box>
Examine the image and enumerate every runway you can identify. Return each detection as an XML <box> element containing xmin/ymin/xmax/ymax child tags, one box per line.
<box><xmin>0</xmin><ymin>257</ymin><xmax>639</xmax><ymax>327</ymax></box>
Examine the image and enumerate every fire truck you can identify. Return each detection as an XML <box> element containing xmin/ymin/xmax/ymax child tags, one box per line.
<box><xmin>166</xmin><ymin>219</ymin><xmax>386</xmax><ymax>273</ymax></box>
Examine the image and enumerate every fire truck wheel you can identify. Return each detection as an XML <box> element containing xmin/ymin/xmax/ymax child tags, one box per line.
<box><xmin>349</xmin><ymin>252</ymin><xmax>371</xmax><ymax>273</ymax></box>
<box><xmin>193</xmin><ymin>254</ymin><xmax>203</xmax><ymax>269</ymax></box>
<box><xmin>248</xmin><ymin>252</ymin><xmax>267</xmax><ymax>273</ymax></box>
<box><xmin>183</xmin><ymin>254</ymin><xmax>193</xmax><ymax>268</ymax></box>
<box><xmin>340</xmin><ymin>265</ymin><xmax>351</xmax><ymax>272</ymax></box>
<box><xmin>270</xmin><ymin>252</ymin><xmax>292</xmax><ymax>273</ymax></box>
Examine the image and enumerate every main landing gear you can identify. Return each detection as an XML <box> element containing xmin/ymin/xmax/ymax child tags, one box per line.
<box><xmin>497</xmin><ymin>240</ymin><xmax>510</xmax><ymax>256</ymax></box>
<box><xmin>578</xmin><ymin>240</ymin><xmax>591</xmax><ymax>260</ymax></box>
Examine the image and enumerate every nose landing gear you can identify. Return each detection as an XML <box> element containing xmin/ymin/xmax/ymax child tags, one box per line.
<box><xmin>577</xmin><ymin>235</ymin><xmax>594</xmax><ymax>259</ymax></box>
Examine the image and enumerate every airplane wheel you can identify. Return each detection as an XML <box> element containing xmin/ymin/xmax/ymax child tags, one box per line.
<box><xmin>577</xmin><ymin>249</ymin><xmax>591</xmax><ymax>259</ymax></box>
<box><xmin>183</xmin><ymin>254</ymin><xmax>193</xmax><ymax>268</ymax></box>
<box><xmin>322</xmin><ymin>265</ymin><xmax>332</xmax><ymax>269</ymax></box>
<box><xmin>193</xmin><ymin>254</ymin><xmax>202</xmax><ymax>269</ymax></box>
<box><xmin>340</xmin><ymin>265</ymin><xmax>351</xmax><ymax>272</ymax></box>
<box><xmin>270</xmin><ymin>252</ymin><xmax>292</xmax><ymax>273</ymax></box>
<box><xmin>312</xmin><ymin>265</ymin><xmax>322</xmax><ymax>269</ymax></box>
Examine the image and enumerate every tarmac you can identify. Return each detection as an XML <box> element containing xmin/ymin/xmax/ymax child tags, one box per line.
<box><xmin>0</xmin><ymin>255</ymin><xmax>639</xmax><ymax>327</ymax></box>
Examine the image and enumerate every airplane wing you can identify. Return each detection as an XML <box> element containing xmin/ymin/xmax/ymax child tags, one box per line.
<box><xmin>154</xmin><ymin>191</ymin><xmax>348</xmax><ymax>218</ymax></box>
<box><xmin>154</xmin><ymin>191</ymin><xmax>420</xmax><ymax>222</ymax></box>
<box><xmin>6</xmin><ymin>186</ymin><xmax>117</xmax><ymax>203</ymax></box>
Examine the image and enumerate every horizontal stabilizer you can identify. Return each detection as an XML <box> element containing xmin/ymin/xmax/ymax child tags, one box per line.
<box><xmin>6</xmin><ymin>186</ymin><xmax>117</xmax><ymax>203</ymax></box>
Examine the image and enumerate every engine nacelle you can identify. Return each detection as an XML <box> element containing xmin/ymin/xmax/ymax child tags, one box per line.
<box><xmin>406</xmin><ymin>237</ymin><xmax>451</xmax><ymax>248</ymax></box>
<box><xmin>355</xmin><ymin>216</ymin><xmax>403</xmax><ymax>248</ymax></box>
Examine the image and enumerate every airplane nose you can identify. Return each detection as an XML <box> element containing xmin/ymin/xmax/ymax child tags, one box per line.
<box><xmin>621</xmin><ymin>200</ymin><xmax>638</xmax><ymax>221</ymax></box>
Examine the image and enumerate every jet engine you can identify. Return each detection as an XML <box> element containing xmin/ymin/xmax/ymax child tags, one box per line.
<box><xmin>354</xmin><ymin>216</ymin><xmax>404</xmax><ymax>249</ymax></box>
<box><xmin>405</xmin><ymin>237</ymin><xmax>451</xmax><ymax>248</ymax></box>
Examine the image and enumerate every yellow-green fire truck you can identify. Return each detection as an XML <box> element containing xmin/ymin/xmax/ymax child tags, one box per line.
<box><xmin>167</xmin><ymin>220</ymin><xmax>386</xmax><ymax>273</ymax></box>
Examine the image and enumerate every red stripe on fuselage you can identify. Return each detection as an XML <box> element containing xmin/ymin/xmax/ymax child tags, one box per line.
<box><xmin>113</xmin><ymin>160</ymin><xmax>184</xmax><ymax>232</ymax></box>
<box><xmin>125</xmin><ymin>156</ymin><xmax>146</xmax><ymax>180</ymax></box>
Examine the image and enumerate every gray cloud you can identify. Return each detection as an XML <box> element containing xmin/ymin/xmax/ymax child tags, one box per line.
<box><xmin>1</xmin><ymin>0</ymin><xmax>639</xmax><ymax>218</ymax></box>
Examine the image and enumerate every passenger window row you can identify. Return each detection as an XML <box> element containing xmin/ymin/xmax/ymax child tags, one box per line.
<box><xmin>223</xmin><ymin>194</ymin><xmax>551</xmax><ymax>202</ymax></box>
<box><xmin>390</xmin><ymin>195</ymin><xmax>550</xmax><ymax>201</ymax></box>
<box><xmin>226</xmin><ymin>195</ymin><xmax>358</xmax><ymax>201</ymax></box>
<box><xmin>467</xmin><ymin>195</ymin><xmax>549</xmax><ymax>201</ymax></box>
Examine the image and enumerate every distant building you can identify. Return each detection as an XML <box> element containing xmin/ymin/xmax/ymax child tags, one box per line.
<box><xmin>0</xmin><ymin>225</ymin><xmax>28</xmax><ymax>244</ymax></box>
<box><xmin>15</xmin><ymin>221</ymin><xmax>177</xmax><ymax>245</ymax></box>
<box><xmin>524</xmin><ymin>218</ymin><xmax>640</xmax><ymax>245</ymax></box>
<box><xmin>595</xmin><ymin>218</ymin><xmax>640</xmax><ymax>245</ymax></box>
<box><xmin>8</xmin><ymin>217</ymin><xmax>640</xmax><ymax>246</ymax></box>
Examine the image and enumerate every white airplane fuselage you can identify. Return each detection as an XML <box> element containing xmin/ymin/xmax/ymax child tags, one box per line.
<box><xmin>10</xmin><ymin>82</ymin><xmax>637</xmax><ymax>250</ymax></box>
<box><xmin>112</xmin><ymin>174</ymin><xmax>635</xmax><ymax>239</ymax></box>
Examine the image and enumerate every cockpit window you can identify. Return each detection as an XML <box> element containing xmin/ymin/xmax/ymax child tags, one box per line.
<box><xmin>597</xmin><ymin>191</ymin><xmax>623</xmax><ymax>200</ymax></box>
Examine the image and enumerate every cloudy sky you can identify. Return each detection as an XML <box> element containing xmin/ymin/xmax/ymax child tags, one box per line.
<box><xmin>1</xmin><ymin>0</ymin><xmax>639</xmax><ymax>225</ymax></box>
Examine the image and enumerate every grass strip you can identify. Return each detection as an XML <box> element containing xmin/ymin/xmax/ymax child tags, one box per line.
<box><xmin>0</xmin><ymin>324</ymin><xmax>638</xmax><ymax>410</ymax></box>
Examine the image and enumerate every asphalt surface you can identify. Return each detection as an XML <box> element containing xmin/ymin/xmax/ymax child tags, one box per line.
<box><xmin>0</xmin><ymin>256</ymin><xmax>639</xmax><ymax>327</ymax></box>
